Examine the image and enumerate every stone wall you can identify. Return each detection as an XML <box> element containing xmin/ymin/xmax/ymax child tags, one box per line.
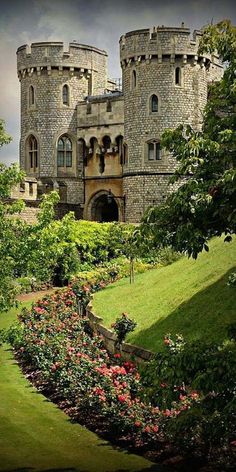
<box><xmin>17</xmin><ymin>42</ymin><xmax>108</xmax><ymax>206</ymax></box>
<box><xmin>86</xmin><ymin>303</ymin><xmax>153</xmax><ymax>363</ymax></box>
<box><xmin>120</xmin><ymin>25</ymin><xmax>223</xmax><ymax>222</ymax></box>
<box><xmin>16</xmin><ymin>27</ymin><xmax>224</xmax><ymax>223</ymax></box>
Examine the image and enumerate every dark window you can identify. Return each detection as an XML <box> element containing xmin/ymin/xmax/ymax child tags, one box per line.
<box><xmin>87</xmin><ymin>102</ymin><xmax>91</xmax><ymax>114</ymax></box>
<box><xmin>132</xmin><ymin>70</ymin><xmax>136</xmax><ymax>88</ymax></box>
<box><xmin>29</xmin><ymin>86</ymin><xmax>35</xmax><ymax>106</ymax></box>
<box><xmin>151</xmin><ymin>95</ymin><xmax>158</xmax><ymax>112</ymax></box>
<box><xmin>106</xmin><ymin>101</ymin><xmax>112</xmax><ymax>112</ymax></box>
<box><xmin>175</xmin><ymin>67</ymin><xmax>181</xmax><ymax>86</ymax></box>
<box><xmin>28</xmin><ymin>135</ymin><xmax>38</xmax><ymax>170</ymax></box>
<box><xmin>29</xmin><ymin>182</ymin><xmax>33</xmax><ymax>195</ymax></box>
<box><xmin>102</xmin><ymin>135</ymin><xmax>111</xmax><ymax>151</ymax></box>
<box><xmin>57</xmin><ymin>136</ymin><xmax>72</xmax><ymax>167</ymax></box>
<box><xmin>148</xmin><ymin>141</ymin><xmax>161</xmax><ymax>161</ymax></box>
<box><xmin>99</xmin><ymin>155</ymin><xmax>105</xmax><ymax>174</ymax></box>
<box><xmin>62</xmin><ymin>84</ymin><xmax>69</xmax><ymax>105</ymax></box>
<box><xmin>116</xmin><ymin>135</ymin><xmax>124</xmax><ymax>165</ymax></box>
<box><xmin>123</xmin><ymin>143</ymin><xmax>128</xmax><ymax>165</ymax></box>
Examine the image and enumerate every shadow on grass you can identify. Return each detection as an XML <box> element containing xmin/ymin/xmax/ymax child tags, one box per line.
<box><xmin>130</xmin><ymin>268</ymin><xmax>236</xmax><ymax>351</ymax></box>
<box><xmin>2</xmin><ymin>466</ymin><xmax>172</xmax><ymax>472</ymax></box>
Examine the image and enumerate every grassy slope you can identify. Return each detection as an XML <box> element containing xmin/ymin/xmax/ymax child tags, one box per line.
<box><xmin>93</xmin><ymin>237</ymin><xmax>236</xmax><ymax>352</ymax></box>
<box><xmin>0</xmin><ymin>298</ymin><xmax>151</xmax><ymax>472</ymax></box>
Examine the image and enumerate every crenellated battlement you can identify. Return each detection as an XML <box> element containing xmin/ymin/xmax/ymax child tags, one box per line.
<box><xmin>17</xmin><ymin>42</ymin><xmax>107</xmax><ymax>81</ymax></box>
<box><xmin>120</xmin><ymin>25</ymin><xmax>222</xmax><ymax>69</ymax></box>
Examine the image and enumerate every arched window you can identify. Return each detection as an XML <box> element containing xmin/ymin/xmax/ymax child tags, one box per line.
<box><xmin>62</xmin><ymin>84</ymin><xmax>69</xmax><ymax>105</ymax></box>
<box><xmin>148</xmin><ymin>141</ymin><xmax>161</xmax><ymax>161</ymax></box>
<box><xmin>90</xmin><ymin>137</ymin><xmax>98</xmax><ymax>155</ymax></box>
<box><xmin>57</xmin><ymin>136</ymin><xmax>72</xmax><ymax>167</ymax></box>
<box><xmin>150</xmin><ymin>95</ymin><xmax>158</xmax><ymax>113</ymax></box>
<box><xmin>132</xmin><ymin>70</ymin><xmax>136</xmax><ymax>89</ymax></box>
<box><xmin>102</xmin><ymin>135</ymin><xmax>111</xmax><ymax>152</ymax></box>
<box><xmin>28</xmin><ymin>135</ymin><xmax>38</xmax><ymax>170</ymax></box>
<box><xmin>29</xmin><ymin>86</ymin><xmax>35</xmax><ymax>106</ymax></box>
<box><xmin>175</xmin><ymin>67</ymin><xmax>181</xmax><ymax>86</ymax></box>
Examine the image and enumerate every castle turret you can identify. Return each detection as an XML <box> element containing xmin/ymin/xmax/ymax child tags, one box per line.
<box><xmin>17</xmin><ymin>42</ymin><xmax>108</xmax><ymax>205</ymax></box>
<box><xmin>120</xmin><ymin>26</ymin><xmax>223</xmax><ymax>222</ymax></box>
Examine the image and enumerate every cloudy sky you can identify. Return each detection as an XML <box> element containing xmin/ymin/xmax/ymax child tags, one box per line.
<box><xmin>0</xmin><ymin>0</ymin><xmax>235</xmax><ymax>165</ymax></box>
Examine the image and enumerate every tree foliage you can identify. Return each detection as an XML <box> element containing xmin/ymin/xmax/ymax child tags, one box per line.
<box><xmin>140</xmin><ymin>20</ymin><xmax>236</xmax><ymax>258</ymax></box>
<box><xmin>0</xmin><ymin>120</ymin><xmax>25</xmax><ymax>310</ymax></box>
<box><xmin>0</xmin><ymin>119</ymin><xmax>12</xmax><ymax>148</ymax></box>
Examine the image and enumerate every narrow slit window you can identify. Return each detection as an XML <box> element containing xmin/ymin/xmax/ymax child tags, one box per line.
<box><xmin>132</xmin><ymin>70</ymin><xmax>136</xmax><ymax>89</ymax></box>
<box><xmin>62</xmin><ymin>84</ymin><xmax>69</xmax><ymax>105</ymax></box>
<box><xmin>29</xmin><ymin>86</ymin><xmax>35</xmax><ymax>106</ymax></box>
<box><xmin>106</xmin><ymin>101</ymin><xmax>112</xmax><ymax>112</ymax></box>
<box><xmin>175</xmin><ymin>67</ymin><xmax>181</xmax><ymax>86</ymax></box>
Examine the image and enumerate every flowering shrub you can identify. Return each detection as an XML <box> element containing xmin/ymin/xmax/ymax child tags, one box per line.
<box><xmin>111</xmin><ymin>313</ymin><xmax>137</xmax><ymax>345</ymax></box>
<box><xmin>140</xmin><ymin>334</ymin><xmax>236</xmax><ymax>468</ymax></box>
<box><xmin>5</xmin><ymin>287</ymin><xmax>201</xmax><ymax>457</ymax></box>
<box><xmin>5</xmin><ymin>285</ymin><xmax>235</xmax><ymax>468</ymax></box>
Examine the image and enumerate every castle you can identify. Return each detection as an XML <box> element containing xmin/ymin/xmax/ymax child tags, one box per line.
<box><xmin>16</xmin><ymin>24</ymin><xmax>223</xmax><ymax>223</ymax></box>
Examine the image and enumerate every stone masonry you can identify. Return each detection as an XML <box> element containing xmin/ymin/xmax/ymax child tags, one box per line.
<box><xmin>16</xmin><ymin>25</ymin><xmax>223</xmax><ymax>223</ymax></box>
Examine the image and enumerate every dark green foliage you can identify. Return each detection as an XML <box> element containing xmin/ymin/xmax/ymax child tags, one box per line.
<box><xmin>111</xmin><ymin>313</ymin><xmax>137</xmax><ymax>344</ymax></box>
<box><xmin>140</xmin><ymin>337</ymin><xmax>236</xmax><ymax>465</ymax></box>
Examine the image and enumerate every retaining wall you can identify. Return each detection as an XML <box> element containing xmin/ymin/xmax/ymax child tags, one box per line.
<box><xmin>86</xmin><ymin>301</ymin><xmax>154</xmax><ymax>363</ymax></box>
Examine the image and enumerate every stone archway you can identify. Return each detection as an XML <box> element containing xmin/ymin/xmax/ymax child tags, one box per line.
<box><xmin>91</xmin><ymin>193</ymin><xmax>119</xmax><ymax>222</ymax></box>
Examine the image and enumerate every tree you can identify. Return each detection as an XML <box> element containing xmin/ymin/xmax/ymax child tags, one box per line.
<box><xmin>0</xmin><ymin>120</ymin><xmax>26</xmax><ymax>310</ymax></box>
<box><xmin>0</xmin><ymin>119</ymin><xmax>12</xmax><ymax>148</ymax></box>
<box><xmin>140</xmin><ymin>20</ymin><xmax>236</xmax><ymax>258</ymax></box>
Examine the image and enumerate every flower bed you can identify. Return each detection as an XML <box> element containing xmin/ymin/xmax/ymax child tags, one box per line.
<box><xmin>8</xmin><ymin>286</ymin><xmax>200</xmax><ymax>465</ymax></box>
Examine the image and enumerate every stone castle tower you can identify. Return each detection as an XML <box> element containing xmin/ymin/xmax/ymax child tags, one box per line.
<box><xmin>16</xmin><ymin>25</ymin><xmax>223</xmax><ymax>223</ymax></box>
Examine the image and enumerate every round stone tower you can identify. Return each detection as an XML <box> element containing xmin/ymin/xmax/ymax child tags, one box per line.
<box><xmin>17</xmin><ymin>41</ymin><xmax>108</xmax><ymax>204</ymax></box>
<box><xmin>120</xmin><ymin>25</ymin><xmax>223</xmax><ymax>222</ymax></box>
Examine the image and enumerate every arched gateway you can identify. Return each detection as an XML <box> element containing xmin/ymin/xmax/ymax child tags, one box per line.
<box><xmin>91</xmin><ymin>193</ymin><xmax>119</xmax><ymax>222</ymax></box>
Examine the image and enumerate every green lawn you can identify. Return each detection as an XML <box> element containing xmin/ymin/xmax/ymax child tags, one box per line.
<box><xmin>0</xmin><ymin>296</ymin><xmax>153</xmax><ymax>472</ymax></box>
<box><xmin>93</xmin><ymin>237</ymin><xmax>236</xmax><ymax>352</ymax></box>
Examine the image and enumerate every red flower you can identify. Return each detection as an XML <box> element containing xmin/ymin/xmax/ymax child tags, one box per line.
<box><xmin>164</xmin><ymin>337</ymin><xmax>170</xmax><ymax>345</ymax></box>
<box><xmin>114</xmin><ymin>353</ymin><xmax>121</xmax><ymax>358</ymax></box>
<box><xmin>117</xmin><ymin>394</ymin><xmax>126</xmax><ymax>403</ymax></box>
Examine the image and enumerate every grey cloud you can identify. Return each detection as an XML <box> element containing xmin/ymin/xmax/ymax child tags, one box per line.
<box><xmin>0</xmin><ymin>0</ymin><xmax>235</xmax><ymax>165</ymax></box>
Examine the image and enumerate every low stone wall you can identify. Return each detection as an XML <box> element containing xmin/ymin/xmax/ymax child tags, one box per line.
<box><xmin>86</xmin><ymin>301</ymin><xmax>154</xmax><ymax>363</ymax></box>
<box><xmin>6</xmin><ymin>198</ymin><xmax>82</xmax><ymax>223</ymax></box>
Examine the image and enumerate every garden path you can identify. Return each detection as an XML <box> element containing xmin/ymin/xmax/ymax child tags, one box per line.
<box><xmin>0</xmin><ymin>292</ymin><xmax>155</xmax><ymax>472</ymax></box>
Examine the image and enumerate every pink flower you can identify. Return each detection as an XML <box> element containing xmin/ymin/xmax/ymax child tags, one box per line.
<box><xmin>152</xmin><ymin>425</ymin><xmax>159</xmax><ymax>433</ymax></box>
<box><xmin>135</xmin><ymin>420</ymin><xmax>142</xmax><ymax>427</ymax></box>
<box><xmin>144</xmin><ymin>425</ymin><xmax>151</xmax><ymax>433</ymax></box>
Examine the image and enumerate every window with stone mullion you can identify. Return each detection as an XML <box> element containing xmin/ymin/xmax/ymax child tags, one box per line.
<box><xmin>148</xmin><ymin>141</ymin><xmax>161</xmax><ymax>161</ymax></box>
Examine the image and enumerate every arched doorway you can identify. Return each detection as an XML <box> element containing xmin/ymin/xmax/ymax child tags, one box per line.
<box><xmin>91</xmin><ymin>194</ymin><xmax>119</xmax><ymax>222</ymax></box>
